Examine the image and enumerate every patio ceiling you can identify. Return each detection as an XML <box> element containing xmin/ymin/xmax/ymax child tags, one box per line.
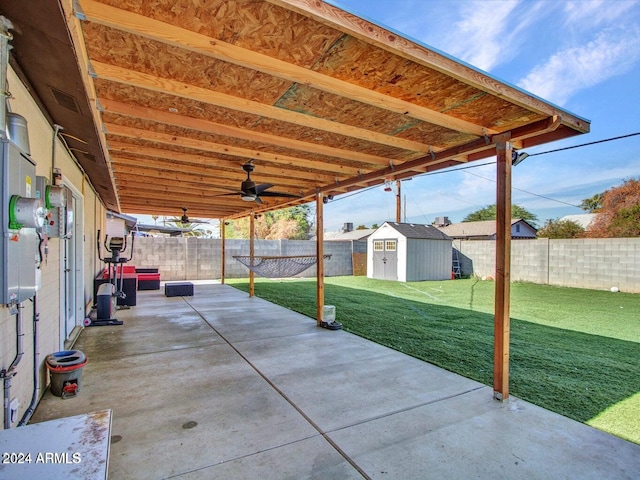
<box><xmin>4</xmin><ymin>0</ymin><xmax>590</xmax><ymax>220</ymax></box>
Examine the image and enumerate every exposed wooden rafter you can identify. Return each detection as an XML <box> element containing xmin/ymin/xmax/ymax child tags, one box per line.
<box><xmin>92</xmin><ymin>61</ymin><xmax>434</xmax><ymax>153</ymax></box>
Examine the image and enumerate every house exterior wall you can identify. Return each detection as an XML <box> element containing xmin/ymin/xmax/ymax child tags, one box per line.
<box><xmin>406</xmin><ymin>239</ymin><xmax>452</xmax><ymax>281</ymax></box>
<box><xmin>453</xmin><ymin>238</ymin><xmax>640</xmax><ymax>292</ymax></box>
<box><xmin>511</xmin><ymin>220</ymin><xmax>537</xmax><ymax>239</ymax></box>
<box><xmin>1</xmin><ymin>66</ymin><xmax>105</xmax><ymax>427</ymax></box>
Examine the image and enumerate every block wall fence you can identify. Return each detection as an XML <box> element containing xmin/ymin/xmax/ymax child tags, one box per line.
<box><xmin>132</xmin><ymin>237</ymin><xmax>640</xmax><ymax>293</ymax></box>
<box><xmin>133</xmin><ymin>238</ymin><xmax>354</xmax><ymax>281</ymax></box>
<box><xmin>454</xmin><ymin>238</ymin><xmax>640</xmax><ymax>293</ymax></box>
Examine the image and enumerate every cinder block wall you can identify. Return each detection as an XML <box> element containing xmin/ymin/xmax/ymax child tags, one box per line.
<box><xmin>133</xmin><ymin>237</ymin><xmax>640</xmax><ymax>292</ymax></box>
<box><xmin>453</xmin><ymin>238</ymin><xmax>640</xmax><ymax>292</ymax></box>
<box><xmin>133</xmin><ymin>238</ymin><xmax>354</xmax><ymax>281</ymax></box>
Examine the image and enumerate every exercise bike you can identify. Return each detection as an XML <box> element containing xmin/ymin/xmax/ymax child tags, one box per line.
<box><xmin>86</xmin><ymin>230</ymin><xmax>134</xmax><ymax>326</ymax></box>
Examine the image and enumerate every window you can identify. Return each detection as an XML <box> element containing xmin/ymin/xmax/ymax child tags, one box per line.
<box><xmin>385</xmin><ymin>240</ymin><xmax>397</xmax><ymax>251</ymax></box>
<box><xmin>373</xmin><ymin>240</ymin><xmax>384</xmax><ymax>251</ymax></box>
<box><xmin>516</xmin><ymin>224</ymin><xmax>521</xmax><ymax>233</ymax></box>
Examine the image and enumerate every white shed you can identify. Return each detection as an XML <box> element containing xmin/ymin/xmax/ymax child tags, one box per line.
<box><xmin>367</xmin><ymin>222</ymin><xmax>453</xmax><ymax>282</ymax></box>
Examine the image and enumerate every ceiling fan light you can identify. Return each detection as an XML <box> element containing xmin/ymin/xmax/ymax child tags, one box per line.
<box><xmin>241</xmin><ymin>194</ymin><xmax>255</xmax><ymax>201</ymax></box>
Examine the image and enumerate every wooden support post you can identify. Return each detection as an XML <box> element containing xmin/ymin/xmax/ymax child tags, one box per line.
<box><xmin>396</xmin><ymin>180</ymin><xmax>401</xmax><ymax>223</ymax></box>
<box><xmin>249</xmin><ymin>213</ymin><xmax>255</xmax><ymax>298</ymax></box>
<box><xmin>494</xmin><ymin>135</ymin><xmax>512</xmax><ymax>401</ymax></box>
<box><xmin>316</xmin><ymin>192</ymin><xmax>324</xmax><ymax>326</ymax></box>
<box><xmin>220</xmin><ymin>220</ymin><xmax>226</xmax><ymax>284</ymax></box>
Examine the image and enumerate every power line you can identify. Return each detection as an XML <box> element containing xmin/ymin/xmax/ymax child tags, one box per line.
<box><xmin>463</xmin><ymin>170</ymin><xmax>582</xmax><ymax>208</ymax></box>
<box><xmin>328</xmin><ymin>131</ymin><xmax>640</xmax><ymax>204</ymax></box>
<box><xmin>527</xmin><ymin>131</ymin><xmax>640</xmax><ymax>157</ymax></box>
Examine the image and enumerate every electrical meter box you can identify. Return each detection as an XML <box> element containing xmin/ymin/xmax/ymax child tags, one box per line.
<box><xmin>1</xmin><ymin>139</ymin><xmax>39</xmax><ymax>304</ymax></box>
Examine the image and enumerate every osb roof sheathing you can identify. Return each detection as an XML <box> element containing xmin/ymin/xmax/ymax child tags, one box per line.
<box><xmin>61</xmin><ymin>0</ymin><xmax>589</xmax><ymax>219</ymax></box>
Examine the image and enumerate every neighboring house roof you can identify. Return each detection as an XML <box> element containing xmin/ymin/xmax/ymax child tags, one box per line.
<box><xmin>559</xmin><ymin>214</ymin><xmax>599</xmax><ymax>229</ymax></box>
<box><xmin>436</xmin><ymin>219</ymin><xmax>537</xmax><ymax>239</ymax></box>
<box><xmin>378</xmin><ymin>222</ymin><xmax>451</xmax><ymax>240</ymax></box>
<box><xmin>324</xmin><ymin>228</ymin><xmax>375</xmax><ymax>241</ymax></box>
<box><xmin>107</xmin><ymin>211</ymin><xmax>138</xmax><ymax>230</ymax></box>
<box><xmin>136</xmin><ymin>223</ymin><xmax>191</xmax><ymax>237</ymax></box>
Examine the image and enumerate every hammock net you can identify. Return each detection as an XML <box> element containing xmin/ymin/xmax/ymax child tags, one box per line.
<box><xmin>233</xmin><ymin>255</ymin><xmax>331</xmax><ymax>278</ymax></box>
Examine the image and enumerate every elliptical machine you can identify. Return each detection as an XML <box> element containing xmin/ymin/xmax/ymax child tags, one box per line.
<box><xmin>87</xmin><ymin>230</ymin><xmax>135</xmax><ymax>326</ymax></box>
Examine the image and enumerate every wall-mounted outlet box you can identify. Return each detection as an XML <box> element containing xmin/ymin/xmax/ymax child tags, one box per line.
<box><xmin>10</xmin><ymin>398</ymin><xmax>19</xmax><ymax>423</ymax></box>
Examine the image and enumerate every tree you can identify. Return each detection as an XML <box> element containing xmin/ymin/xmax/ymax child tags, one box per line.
<box><xmin>356</xmin><ymin>224</ymin><xmax>368</xmax><ymax>230</ymax></box>
<box><xmin>580</xmin><ymin>193</ymin><xmax>604</xmax><ymax>213</ymax></box>
<box><xmin>463</xmin><ymin>204</ymin><xmax>539</xmax><ymax>227</ymax></box>
<box><xmin>537</xmin><ymin>219</ymin><xmax>584</xmax><ymax>239</ymax></box>
<box><xmin>224</xmin><ymin>205</ymin><xmax>312</xmax><ymax>239</ymax></box>
<box><xmin>585</xmin><ymin>178</ymin><xmax>640</xmax><ymax>238</ymax></box>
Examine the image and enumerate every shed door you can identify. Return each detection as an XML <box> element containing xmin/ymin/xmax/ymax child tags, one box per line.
<box><xmin>372</xmin><ymin>239</ymin><xmax>397</xmax><ymax>280</ymax></box>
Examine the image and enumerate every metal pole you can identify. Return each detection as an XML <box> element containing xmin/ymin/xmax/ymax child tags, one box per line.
<box><xmin>395</xmin><ymin>180</ymin><xmax>401</xmax><ymax>222</ymax></box>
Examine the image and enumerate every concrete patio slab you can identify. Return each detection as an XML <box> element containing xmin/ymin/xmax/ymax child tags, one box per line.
<box><xmin>27</xmin><ymin>282</ymin><xmax>639</xmax><ymax>479</ymax></box>
<box><xmin>327</xmin><ymin>386</ymin><xmax>640</xmax><ymax>479</ymax></box>
<box><xmin>172</xmin><ymin>436</ymin><xmax>363</xmax><ymax>480</ymax></box>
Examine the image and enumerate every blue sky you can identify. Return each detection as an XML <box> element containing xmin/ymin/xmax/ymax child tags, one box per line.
<box><xmin>134</xmin><ymin>0</ymin><xmax>640</xmax><ymax>233</ymax></box>
<box><xmin>318</xmin><ymin>0</ymin><xmax>640</xmax><ymax>230</ymax></box>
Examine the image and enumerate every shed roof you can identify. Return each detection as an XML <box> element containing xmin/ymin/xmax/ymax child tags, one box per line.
<box><xmin>381</xmin><ymin>222</ymin><xmax>451</xmax><ymax>240</ymax></box>
<box><xmin>4</xmin><ymin>0</ymin><xmax>589</xmax><ymax>220</ymax></box>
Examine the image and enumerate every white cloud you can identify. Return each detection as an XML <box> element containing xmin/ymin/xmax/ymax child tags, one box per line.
<box><xmin>563</xmin><ymin>0</ymin><xmax>639</xmax><ymax>28</ymax></box>
<box><xmin>517</xmin><ymin>27</ymin><xmax>640</xmax><ymax>105</ymax></box>
<box><xmin>441</xmin><ymin>0</ymin><xmax>522</xmax><ymax>71</ymax></box>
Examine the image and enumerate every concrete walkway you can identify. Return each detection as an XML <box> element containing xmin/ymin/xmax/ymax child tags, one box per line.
<box><xmin>31</xmin><ymin>283</ymin><xmax>639</xmax><ymax>479</ymax></box>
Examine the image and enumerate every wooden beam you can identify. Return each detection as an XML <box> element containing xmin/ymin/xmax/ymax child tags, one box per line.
<box><xmin>111</xmin><ymin>157</ymin><xmax>314</xmax><ymax>192</ymax></box>
<box><xmin>266</xmin><ymin>0</ymin><xmax>589</xmax><ymax>135</ymax></box>
<box><xmin>494</xmin><ymin>135</ymin><xmax>512</xmax><ymax>401</ymax></box>
<box><xmin>105</xmin><ymin>123</ymin><xmax>364</xmax><ymax>176</ymax></box>
<box><xmin>117</xmin><ymin>195</ymin><xmax>241</xmax><ymax>211</ymax></box>
<box><xmin>221</xmin><ymin>220</ymin><xmax>226</xmax><ymax>284</ymax></box>
<box><xmin>101</xmin><ymin>99</ymin><xmax>397</xmax><ymax>167</ymax></box>
<box><xmin>316</xmin><ymin>192</ymin><xmax>324</xmax><ymax>326</ymax></box>
<box><xmin>306</xmin><ymin>116</ymin><xmax>562</xmax><ymax>198</ymax></box>
<box><xmin>91</xmin><ymin>61</ymin><xmax>433</xmax><ymax>153</ymax></box>
<box><xmin>227</xmin><ymin>117</ymin><xmax>561</xmax><ymax>220</ymax></box>
<box><xmin>60</xmin><ymin>0</ymin><xmax>121</xmax><ymax>211</ymax></box>
<box><xmin>80</xmin><ymin>0</ymin><xmax>490</xmax><ymax>136</ymax></box>
<box><xmin>249</xmin><ymin>213</ymin><xmax>255</xmax><ymax>297</ymax></box>
<box><xmin>108</xmin><ymin>143</ymin><xmax>333</xmax><ymax>184</ymax></box>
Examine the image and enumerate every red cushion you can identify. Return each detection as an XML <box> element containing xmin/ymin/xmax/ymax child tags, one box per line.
<box><xmin>138</xmin><ymin>273</ymin><xmax>160</xmax><ymax>281</ymax></box>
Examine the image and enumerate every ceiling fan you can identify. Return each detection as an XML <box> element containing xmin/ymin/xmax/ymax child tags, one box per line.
<box><xmin>220</xmin><ymin>161</ymin><xmax>301</xmax><ymax>204</ymax></box>
<box><xmin>167</xmin><ymin>207</ymin><xmax>209</xmax><ymax>225</ymax></box>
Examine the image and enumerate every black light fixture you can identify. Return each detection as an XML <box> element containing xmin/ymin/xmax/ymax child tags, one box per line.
<box><xmin>512</xmin><ymin>151</ymin><xmax>529</xmax><ymax>166</ymax></box>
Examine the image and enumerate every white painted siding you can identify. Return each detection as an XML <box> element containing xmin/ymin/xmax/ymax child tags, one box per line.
<box><xmin>406</xmin><ymin>239</ymin><xmax>452</xmax><ymax>281</ymax></box>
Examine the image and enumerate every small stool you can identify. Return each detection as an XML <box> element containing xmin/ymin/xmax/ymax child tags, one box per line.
<box><xmin>165</xmin><ymin>282</ymin><xmax>194</xmax><ymax>297</ymax></box>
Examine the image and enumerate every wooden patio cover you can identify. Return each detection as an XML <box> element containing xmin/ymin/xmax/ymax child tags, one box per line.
<box><xmin>57</xmin><ymin>0</ymin><xmax>590</xmax><ymax>400</ymax></box>
<box><xmin>61</xmin><ymin>0</ymin><xmax>589</xmax><ymax>220</ymax></box>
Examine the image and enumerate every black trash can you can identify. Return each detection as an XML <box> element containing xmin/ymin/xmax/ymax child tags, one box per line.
<box><xmin>46</xmin><ymin>350</ymin><xmax>87</xmax><ymax>399</ymax></box>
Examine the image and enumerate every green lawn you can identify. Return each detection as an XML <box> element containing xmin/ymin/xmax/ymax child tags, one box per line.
<box><xmin>227</xmin><ymin>276</ymin><xmax>640</xmax><ymax>444</ymax></box>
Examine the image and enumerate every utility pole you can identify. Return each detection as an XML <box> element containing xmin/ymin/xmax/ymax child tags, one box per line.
<box><xmin>396</xmin><ymin>180</ymin><xmax>401</xmax><ymax>222</ymax></box>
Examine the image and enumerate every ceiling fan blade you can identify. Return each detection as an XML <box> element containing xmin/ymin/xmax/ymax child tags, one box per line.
<box><xmin>254</xmin><ymin>183</ymin><xmax>274</xmax><ymax>194</ymax></box>
<box><xmin>213</xmin><ymin>192</ymin><xmax>244</xmax><ymax>197</ymax></box>
<box><xmin>254</xmin><ymin>195</ymin><xmax>263</xmax><ymax>204</ymax></box>
<box><xmin>259</xmin><ymin>191</ymin><xmax>302</xmax><ymax>198</ymax></box>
